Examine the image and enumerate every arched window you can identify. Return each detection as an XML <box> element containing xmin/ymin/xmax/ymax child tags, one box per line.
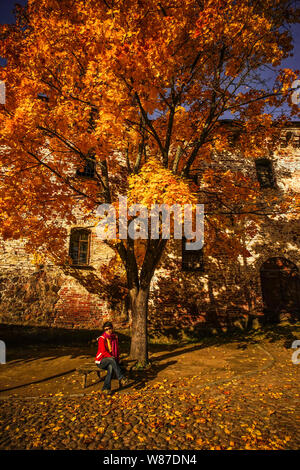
<box><xmin>69</xmin><ymin>228</ymin><xmax>91</xmax><ymax>266</ymax></box>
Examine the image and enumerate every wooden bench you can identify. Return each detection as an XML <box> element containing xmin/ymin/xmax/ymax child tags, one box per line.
<box><xmin>76</xmin><ymin>363</ymin><xmax>106</xmax><ymax>389</ymax></box>
<box><xmin>77</xmin><ymin>360</ymin><xmax>132</xmax><ymax>389</ymax></box>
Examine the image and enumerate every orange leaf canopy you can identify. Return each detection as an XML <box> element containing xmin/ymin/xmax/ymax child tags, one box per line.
<box><xmin>0</xmin><ymin>0</ymin><xmax>299</xmax><ymax>261</ymax></box>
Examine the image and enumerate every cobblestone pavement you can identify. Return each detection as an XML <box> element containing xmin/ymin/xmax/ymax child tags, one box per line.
<box><xmin>0</xmin><ymin>337</ymin><xmax>299</xmax><ymax>450</ymax></box>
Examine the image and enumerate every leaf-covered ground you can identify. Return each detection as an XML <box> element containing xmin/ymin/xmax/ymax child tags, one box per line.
<box><xmin>0</xmin><ymin>326</ymin><xmax>299</xmax><ymax>450</ymax></box>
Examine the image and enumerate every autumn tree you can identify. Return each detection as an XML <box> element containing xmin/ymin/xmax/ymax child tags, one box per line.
<box><xmin>0</xmin><ymin>0</ymin><xmax>299</xmax><ymax>364</ymax></box>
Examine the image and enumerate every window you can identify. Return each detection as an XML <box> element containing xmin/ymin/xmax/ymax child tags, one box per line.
<box><xmin>255</xmin><ymin>158</ymin><xmax>276</xmax><ymax>189</ymax></box>
<box><xmin>189</xmin><ymin>170</ymin><xmax>203</xmax><ymax>187</ymax></box>
<box><xmin>228</xmin><ymin>129</ymin><xmax>240</xmax><ymax>148</ymax></box>
<box><xmin>69</xmin><ymin>228</ymin><xmax>91</xmax><ymax>266</ymax></box>
<box><xmin>281</xmin><ymin>131</ymin><xmax>293</xmax><ymax>148</ymax></box>
<box><xmin>182</xmin><ymin>237</ymin><xmax>204</xmax><ymax>272</ymax></box>
<box><xmin>76</xmin><ymin>155</ymin><xmax>96</xmax><ymax>178</ymax></box>
<box><xmin>88</xmin><ymin>107</ymin><xmax>98</xmax><ymax>133</ymax></box>
<box><xmin>37</xmin><ymin>93</ymin><xmax>49</xmax><ymax>102</ymax></box>
<box><xmin>188</xmin><ymin>172</ymin><xmax>199</xmax><ymax>187</ymax></box>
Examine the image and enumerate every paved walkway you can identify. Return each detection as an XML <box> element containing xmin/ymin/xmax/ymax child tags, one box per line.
<box><xmin>0</xmin><ymin>333</ymin><xmax>299</xmax><ymax>450</ymax></box>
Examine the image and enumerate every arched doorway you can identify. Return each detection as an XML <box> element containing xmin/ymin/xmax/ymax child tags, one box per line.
<box><xmin>260</xmin><ymin>257</ymin><xmax>300</xmax><ymax>323</ymax></box>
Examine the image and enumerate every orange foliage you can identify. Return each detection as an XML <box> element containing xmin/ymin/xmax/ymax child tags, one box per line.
<box><xmin>0</xmin><ymin>1</ymin><xmax>299</xmax><ymax>358</ymax></box>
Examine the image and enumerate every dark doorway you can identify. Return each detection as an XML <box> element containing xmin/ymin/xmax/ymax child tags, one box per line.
<box><xmin>260</xmin><ymin>257</ymin><xmax>300</xmax><ymax>323</ymax></box>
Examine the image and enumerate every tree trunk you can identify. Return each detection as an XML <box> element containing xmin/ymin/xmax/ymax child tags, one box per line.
<box><xmin>129</xmin><ymin>285</ymin><xmax>150</xmax><ymax>365</ymax></box>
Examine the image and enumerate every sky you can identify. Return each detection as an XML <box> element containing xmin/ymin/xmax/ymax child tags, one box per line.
<box><xmin>0</xmin><ymin>0</ymin><xmax>27</xmax><ymax>24</ymax></box>
<box><xmin>0</xmin><ymin>0</ymin><xmax>299</xmax><ymax>117</ymax></box>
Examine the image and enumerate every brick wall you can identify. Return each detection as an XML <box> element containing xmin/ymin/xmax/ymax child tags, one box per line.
<box><xmin>0</xmin><ymin>231</ymin><xmax>124</xmax><ymax>330</ymax></box>
<box><xmin>0</xmin><ymin>125</ymin><xmax>299</xmax><ymax>331</ymax></box>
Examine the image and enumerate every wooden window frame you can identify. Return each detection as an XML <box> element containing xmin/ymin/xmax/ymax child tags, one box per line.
<box><xmin>69</xmin><ymin>228</ymin><xmax>91</xmax><ymax>267</ymax></box>
<box><xmin>281</xmin><ymin>131</ymin><xmax>293</xmax><ymax>148</ymax></box>
<box><xmin>76</xmin><ymin>155</ymin><xmax>96</xmax><ymax>179</ymax></box>
<box><xmin>255</xmin><ymin>158</ymin><xmax>276</xmax><ymax>189</ymax></box>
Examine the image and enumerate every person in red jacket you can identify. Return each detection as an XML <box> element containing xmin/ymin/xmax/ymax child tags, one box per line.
<box><xmin>95</xmin><ymin>321</ymin><xmax>128</xmax><ymax>394</ymax></box>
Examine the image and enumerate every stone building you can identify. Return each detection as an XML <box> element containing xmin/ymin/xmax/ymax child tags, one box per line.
<box><xmin>149</xmin><ymin>122</ymin><xmax>300</xmax><ymax>332</ymax></box>
<box><xmin>0</xmin><ymin>122</ymin><xmax>299</xmax><ymax>332</ymax></box>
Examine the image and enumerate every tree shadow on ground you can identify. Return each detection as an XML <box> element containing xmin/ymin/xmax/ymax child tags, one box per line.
<box><xmin>127</xmin><ymin>320</ymin><xmax>300</xmax><ymax>381</ymax></box>
<box><xmin>1</xmin><ymin>320</ymin><xmax>299</xmax><ymax>373</ymax></box>
<box><xmin>150</xmin><ymin>320</ymin><xmax>300</xmax><ymax>351</ymax></box>
<box><xmin>109</xmin><ymin>360</ymin><xmax>179</xmax><ymax>393</ymax></box>
<box><xmin>4</xmin><ymin>345</ymin><xmax>94</xmax><ymax>364</ymax></box>
<box><xmin>246</xmin><ymin>322</ymin><xmax>300</xmax><ymax>349</ymax></box>
<box><xmin>78</xmin><ymin>359</ymin><xmax>179</xmax><ymax>393</ymax></box>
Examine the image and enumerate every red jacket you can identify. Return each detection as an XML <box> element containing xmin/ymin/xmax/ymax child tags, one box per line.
<box><xmin>95</xmin><ymin>334</ymin><xmax>119</xmax><ymax>364</ymax></box>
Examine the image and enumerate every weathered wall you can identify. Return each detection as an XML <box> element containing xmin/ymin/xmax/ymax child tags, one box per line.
<box><xmin>148</xmin><ymin>125</ymin><xmax>300</xmax><ymax>330</ymax></box>
<box><xmin>0</xmin><ymin>232</ymin><xmax>124</xmax><ymax>329</ymax></box>
<box><xmin>149</xmin><ymin>219</ymin><xmax>300</xmax><ymax>332</ymax></box>
<box><xmin>0</xmin><ymin>125</ymin><xmax>299</xmax><ymax>332</ymax></box>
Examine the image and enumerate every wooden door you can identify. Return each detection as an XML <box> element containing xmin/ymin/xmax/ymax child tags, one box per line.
<box><xmin>260</xmin><ymin>257</ymin><xmax>300</xmax><ymax>322</ymax></box>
